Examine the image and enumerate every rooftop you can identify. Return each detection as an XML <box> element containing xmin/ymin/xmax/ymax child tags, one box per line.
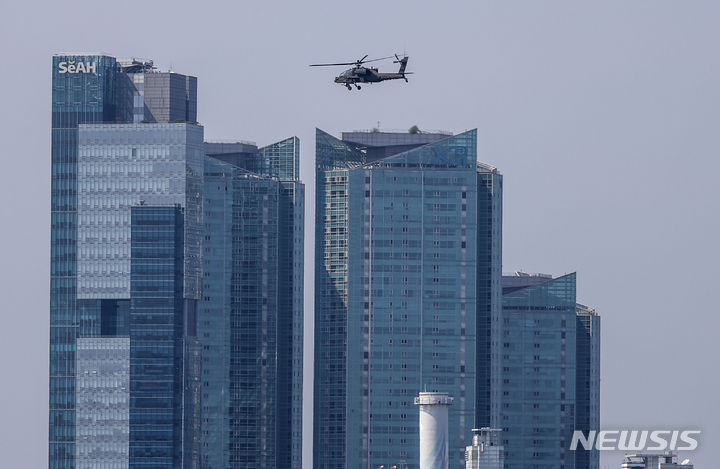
<box><xmin>503</xmin><ymin>271</ymin><xmax>553</xmax><ymax>278</ymax></box>
<box><xmin>54</xmin><ymin>52</ymin><xmax>114</xmax><ymax>57</ymax></box>
<box><xmin>205</xmin><ymin>139</ymin><xmax>258</xmax><ymax>148</ymax></box>
<box><xmin>576</xmin><ymin>303</ymin><xmax>597</xmax><ymax>315</ymax></box>
<box><xmin>117</xmin><ymin>58</ymin><xmax>155</xmax><ymax>73</ymax></box>
<box><xmin>347</xmin><ymin>128</ymin><xmax>452</xmax><ymax>135</ymax></box>
<box><xmin>341</xmin><ymin>130</ymin><xmax>452</xmax><ymax>150</ymax></box>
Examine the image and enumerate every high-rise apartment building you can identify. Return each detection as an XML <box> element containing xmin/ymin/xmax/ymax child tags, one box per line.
<box><xmin>313</xmin><ymin>129</ymin><xmax>503</xmax><ymax>469</ymax></box>
<box><xmin>499</xmin><ymin>272</ymin><xmax>600</xmax><ymax>469</ymax></box>
<box><xmin>200</xmin><ymin>139</ymin><xmax>304</xmax><ymax>469</ymax></box>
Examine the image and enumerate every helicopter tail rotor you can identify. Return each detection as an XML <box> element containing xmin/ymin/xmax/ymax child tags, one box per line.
<box><xmin>393</xmin><ymin>55</ymin><xmax>409</xmax><ymax>75</ymax></box>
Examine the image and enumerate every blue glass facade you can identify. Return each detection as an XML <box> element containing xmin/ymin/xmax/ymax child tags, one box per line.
<box><xmin>199</xmin><ymin>158</ymin><xmax>234</xmax><ymax>469</ymax></box>
<box><xmin>51</xmin><ymin>54</ymin><xmax>119</xmax><ymax>469</ymax></box>
<box><xmin>129</xmin><ymin>205</ymin><xmax>185</xmax><ymax>468</ymax></box>
<box><xmin>499</xmin><ymin>273</ymin><xmax>600</xmax><ymax>469</ymax></box>
<box><xmin>314</xmin><ymin>129</ymin><xmax>502</xmax><ymax>469</ymax></box>
<box><xmin>475</xmin><ymin>169</ymin><xmax>503</xmax><ymax>434</ymax></box>
<box><xmin>575</xmin><ymin>305</ymin><xmax>600</xmax><ymax>469</ymax></box>
<box><xmin>261</xmin><ymin>138</ymin><xmax>305</xmax><ymax>469</ymax></box>
<box><xmin>200</xmin><ymin>139</ymin><xmax>304</xmax><ymax>469</ymax></box>
<box><xmin>201</xmin><ymin>157</ymin><xmax>279</xmax><ymax>468</ymax></box>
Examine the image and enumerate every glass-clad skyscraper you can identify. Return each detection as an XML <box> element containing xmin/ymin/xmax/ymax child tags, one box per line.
<box><xmin>51</xmin><ymin>55</ymin><xmax>119</xmax><ymax>468</ymax></box>
<box><xmin>313</xmin><ymin>129</ymin><xmax>503</xmax><ymax>469</ymax></box>
<box><xmin>50</xmin><ymin>54</ymin><xmax>199</xmax><ymax>469</ymax></box>
<box><xmin>200</xmin><ymin>139</ymin><xmax>304</xmax><ymax>469</ymax></box>
<box><xmin>499</xmin><ymin>272</ymin><xmax>600</xmax><ymax>469</ymax></box>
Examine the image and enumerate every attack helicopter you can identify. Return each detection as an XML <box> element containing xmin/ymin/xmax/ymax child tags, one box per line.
<box><xmin>309</xmin><ymin>54</ymin><xmax>412</xmax><ymax>90</ymax></box>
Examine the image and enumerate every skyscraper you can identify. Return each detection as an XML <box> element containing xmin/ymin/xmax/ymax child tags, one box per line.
<box><xmin>313</xmin><ymin>129</ymin><xmax>503</xmax><ymax>469</ymax></box>
<box><xmin>51</xmin><ymin>55</ymin><xmax>117</xmax><ymax>469</ymax></box>
<box><xmin>200</xmin><ymin>139</ymin><xmax>304</xmax><ymax>469</ymax></box>
<box><xmin>50</xmin><ymin>54</ymin><xmax>200</xmax><ymax>469</ymax></box>
<box><xmin>499</xmin><ymin>272</ymin><xmax>600</xmax><ymax>469</ymax></box>
<box><xmin>50</xmin><ymin>53</ymin><xmax>305</xmax><ymax>469</ymax></box>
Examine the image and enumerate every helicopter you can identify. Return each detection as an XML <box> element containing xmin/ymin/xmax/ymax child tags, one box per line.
<box><xmin>310</xmin><ymin>54</ymin><xmax>412</xmax><ymax>90</ymax></box>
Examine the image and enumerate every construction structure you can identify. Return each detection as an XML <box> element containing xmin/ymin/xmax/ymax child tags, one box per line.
<box><xmin>621</xmin><ymin>452</ymin><xmax>694</xmax><ymax>468</ymax></box>
<box><xmin>464</xmin><ymin>428</ymin><xmax>504</xmax><ymax>469</ymax></box>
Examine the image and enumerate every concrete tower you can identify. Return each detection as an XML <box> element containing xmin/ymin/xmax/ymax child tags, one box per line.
<box><xmin>415</xmin><ymin>392</ymin><xmax>454</xmax><ymax>469</ymax></box>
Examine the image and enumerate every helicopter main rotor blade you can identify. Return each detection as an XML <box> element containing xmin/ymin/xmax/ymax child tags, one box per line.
<box><xmin>309</xmin><ymin>55</ymin><xmax>395</xmax><ymax>67</ymax></box>
<box><xmin>361</xmin><ymin>55</ymin><xmax>394</xmax><ymax>64</ymax></box>
<box><xmin>310</xmin><ymin>54</ymin><xmax>393</xmax><ymax>67</ymax></box>
<box><xmin>309</xmin><ymin>62</ymin><xmax>358</xmax><ymax>67</ymax></box>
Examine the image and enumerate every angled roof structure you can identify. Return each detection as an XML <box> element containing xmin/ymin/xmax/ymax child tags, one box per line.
<box><xmin>363</xmin><ymin>128</ymin><xmax>478</xmax><ymax>170</ymax></box>
<box><xmin>206</xmin><ymin>136</ymin><xmax>300</xmax><ymax>181</ymax></box>
<box><xmin>502</xmin><ymin>272</ymin><xmax>577</xmax><ymax>306</ymax></box>
<box><xmin>317</xmin><ymin>128</ymin><xmax>498</xmax><ymax>173</ymax></box>
<box><xmin>315</xmin><ymin>128</ymin><xmax>366</xmax><ymax>170</ymax></box>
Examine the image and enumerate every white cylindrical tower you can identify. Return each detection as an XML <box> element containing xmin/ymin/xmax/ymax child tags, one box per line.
<box><xmin>414</xmin><ymin>392</ymin><xmax>453</xmax><ymax>469</ymax></box>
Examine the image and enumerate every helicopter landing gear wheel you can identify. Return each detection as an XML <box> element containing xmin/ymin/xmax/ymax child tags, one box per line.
<box><xmin>346</xmin><ymin>85</ymin><xmax>352</xmax><ymax>91</ymax></box>
<box><xmin>356</xmin><ymin>85</ymin><xmax>361</xmax><ymax>90</ymax></box>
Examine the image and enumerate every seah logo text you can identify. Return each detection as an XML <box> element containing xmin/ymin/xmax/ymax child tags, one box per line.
<box><xmin>58</xmin><ymin>61</ymin><xmax>97</xmax><ymax>74</ymax></box>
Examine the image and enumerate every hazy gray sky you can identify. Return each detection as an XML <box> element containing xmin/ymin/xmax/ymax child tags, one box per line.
<box><xmin>1</xmin><ymin>1</ymin><xmax>718</xmax><ymax>467</ymax></box>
